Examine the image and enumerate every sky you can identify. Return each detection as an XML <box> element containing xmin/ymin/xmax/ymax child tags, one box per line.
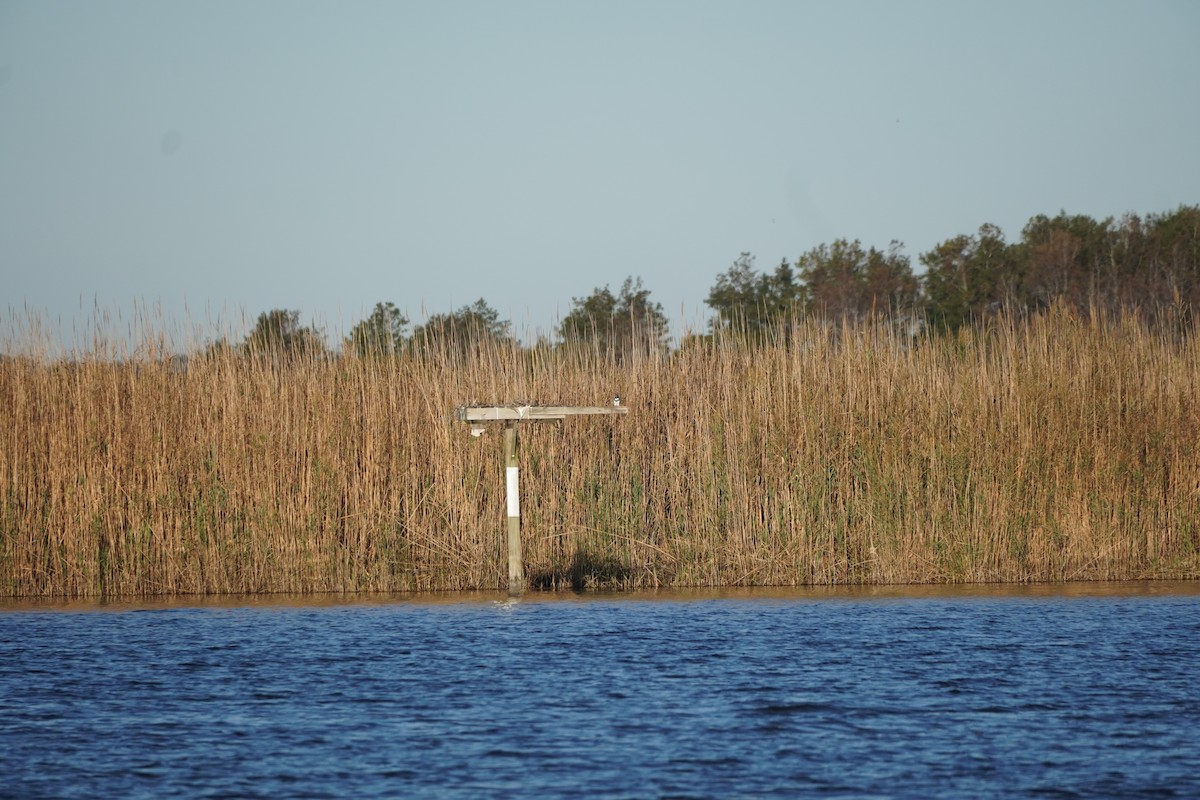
<box><xmin>1</xmin><ymin>0</ymin><xmax>1198</xmax><ymax>349</ymax></box>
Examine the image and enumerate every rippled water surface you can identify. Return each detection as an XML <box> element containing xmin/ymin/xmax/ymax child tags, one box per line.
<box><xmin>3</xmin><ymin>584</ymin><xmax>1199</xmax><ymax>799</ymax></box>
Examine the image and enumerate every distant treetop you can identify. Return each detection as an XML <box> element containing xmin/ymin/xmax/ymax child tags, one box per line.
<box><xmin>412</xmin><ymin>299</ymin><xmax>513</xmax><ymax>353</ymax></box>
<box><xmin>558</xmin><ymin>276</ymin><xmax>668</xmax><ymax>360</ymax></box>
<box><xmin>345</xmin><ymin>302</ymin><xmax>408</xmax><ymax>357</ymax></box>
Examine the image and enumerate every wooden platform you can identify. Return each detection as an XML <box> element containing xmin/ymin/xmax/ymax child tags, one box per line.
<box><xmin>455</xmin><ymin>405</ymin><xmax>628</xmax><ymax>422</ymax></box>
<box><xmin>455</xmin><ymin>402</ymin><xmax>628</xmax><ymax>594</ymax></box>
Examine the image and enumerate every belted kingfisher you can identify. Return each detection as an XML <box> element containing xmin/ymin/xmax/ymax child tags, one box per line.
<box><xmin>612</xmin><ymin>395</ymin><xmax>621</xmax><ymax>407</ymax></box>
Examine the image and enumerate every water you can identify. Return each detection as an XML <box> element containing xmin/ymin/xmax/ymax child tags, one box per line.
<box><xmin>2</xmin><ymin>584</ymin><xmax>1199</xmax><ymax>799</ymax></box>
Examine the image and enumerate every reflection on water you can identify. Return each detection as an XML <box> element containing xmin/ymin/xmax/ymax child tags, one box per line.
<box><xmin>2</xmin><ymin>582</ymin><xmax>1198</xmax><ymax>798</ymax></box>
<box><xmin>5</xmin><ymin>579</ymin><xmax>1199</xmax><ymax>612</ymax></box>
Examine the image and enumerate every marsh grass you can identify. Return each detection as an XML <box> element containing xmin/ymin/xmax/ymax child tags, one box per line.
<box><xmin>1</xmin><ymin>306</ymin><xmax>1198</xmax><ymax>596</ymax></box>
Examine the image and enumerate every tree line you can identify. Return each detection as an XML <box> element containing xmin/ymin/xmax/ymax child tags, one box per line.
<box><xmin>220</xmin><ymin>205</ymin><xmax>1199</xmax><ymax>359</ymax></box>
<box><xmin>707</xmin><ymin>205</ymin><xmax>1199</xmax><ymax>337</ymax></box>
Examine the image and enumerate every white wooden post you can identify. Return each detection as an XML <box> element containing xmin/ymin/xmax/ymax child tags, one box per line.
<box><xmin>503</xmin><ymin>422</ymin><xmax>523</xmax><ymax>594</ymax></box>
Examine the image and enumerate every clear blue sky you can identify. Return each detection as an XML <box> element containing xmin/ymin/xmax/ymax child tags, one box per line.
<box><xmin>2</xmin><ymin>0</ymin><xmax>1197</xmax><ymax>347</ymax></box>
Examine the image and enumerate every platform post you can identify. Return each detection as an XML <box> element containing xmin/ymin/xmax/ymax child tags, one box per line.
<box><xmin>455</xmin><ymin>404</ymin><xmax>628</xmax><ymax>595</ymax></box>
<box><xmin>503</xmin><ymin>422</ymin><xmax>524</xmax><ymax>594</ymax></box>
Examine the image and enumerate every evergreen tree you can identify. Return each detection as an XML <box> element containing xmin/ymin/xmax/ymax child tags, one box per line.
<box><xmin>413</xmin><ymin>299</ymin><xmax>513</xmax><ymax>353</ymax></box>
<box><xmin>706</xmin><ymin>253</ymin><xmax>804</xmax><ymax>338</ymax></box>
<box><xmin>798</xmin><ymin>239</ymin><xmax>919</xmax><ymax>321</ymax></box>
<box><xmin>345</xmin><ymin>302</ymin><xmax>408</xmax><ymax>357</ymax></box>
<box><xmin>243</xmin><ymin>309</ymin><xmax>327</xmax><ymax>359</ymax></box>
<box><xmin>921</xmin><ymin>224</ymin><xmax>1021</xmax><ymax>330</ymax></box>
<box><xmin>559</xmin><ymin>276</ymin><xmax>668</xmax><ymax>359</ymax></box>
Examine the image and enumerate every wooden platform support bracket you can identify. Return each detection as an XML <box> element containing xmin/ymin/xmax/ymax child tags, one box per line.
<box><xmin>455</xmin><ymin>404</ymin><xmax>629</xmax><ymax>595</ymax></box>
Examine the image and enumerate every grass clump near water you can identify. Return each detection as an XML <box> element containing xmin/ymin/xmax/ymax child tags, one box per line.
<box><xmin>1</xmin><ymin>307</ymin><xmax>1198</xmax><ymax>597</ymax></box>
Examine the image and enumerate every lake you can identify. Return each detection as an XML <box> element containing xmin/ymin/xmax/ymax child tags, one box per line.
<box><xmin>2</xmin><ymin>583</ymin><xmax>1198</xmax><ymax>798</ymax></box>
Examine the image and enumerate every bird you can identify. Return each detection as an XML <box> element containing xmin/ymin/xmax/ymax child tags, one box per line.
<box><xmin>611</xmin><ymin>395</ymin><xmax>621</xmax><ymax>407</ymax></box>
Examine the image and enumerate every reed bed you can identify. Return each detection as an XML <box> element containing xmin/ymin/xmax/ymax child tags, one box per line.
<box><xmin>1</xmin><ymin>308</ymin><xmax>1198</xmax><ymax>596</ymax></box>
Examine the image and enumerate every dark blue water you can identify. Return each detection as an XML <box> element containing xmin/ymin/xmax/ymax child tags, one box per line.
<box><xmin>2</xmin><ymin>585</ymin><xmax>1199</xmax><ymax>799</ymax></box>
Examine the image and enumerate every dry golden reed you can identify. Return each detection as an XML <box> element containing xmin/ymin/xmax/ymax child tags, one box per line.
<box><xmin>1</xmin><ymin>307</ymin><xmax>1198</xmax><ymax>597</ymax></box>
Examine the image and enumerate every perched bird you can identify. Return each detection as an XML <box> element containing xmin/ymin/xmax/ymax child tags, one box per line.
<box><xmin>612</xmin><ymin>395</ymin><xmax>621</xmax><ymax>407</ymax></box>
